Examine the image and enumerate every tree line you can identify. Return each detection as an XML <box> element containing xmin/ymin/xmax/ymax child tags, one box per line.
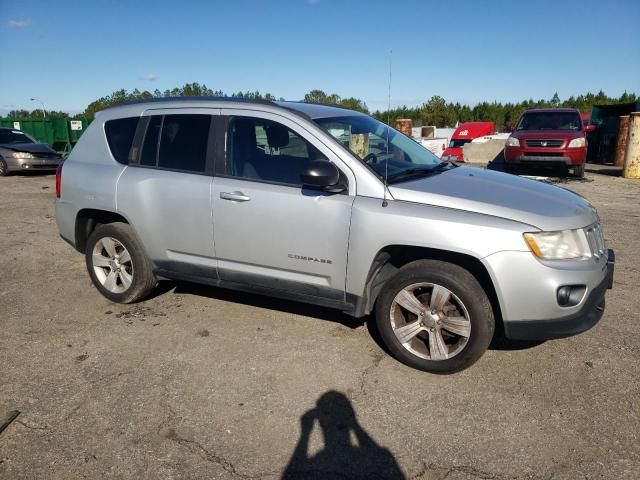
<box><xmin>5</xmin><ymin>84</ymin><xmax>637</xmax><ymax>131</ymax></box>
<box><xmin>371</xmin><ymin>91</ymin><xmax>638</xmax><ymax>130</ymax></box>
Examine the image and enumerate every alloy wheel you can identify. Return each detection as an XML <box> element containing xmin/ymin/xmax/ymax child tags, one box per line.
<box><xmin>91</xmin><ymin>237</ymin><xmax>134</xmax><ymax>294</ymax></box>
<box><xmin>390</xmin><ymin>283</ymin><xmax>471</xmax><ymax>361</ymax></box>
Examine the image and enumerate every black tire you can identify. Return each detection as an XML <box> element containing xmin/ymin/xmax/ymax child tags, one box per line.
<box><xmin>0</xmin><ymin>158</ymin><xmax>9</xmax><ymax>177</ymax></box>
<box><xmin>573</xmin><ymin>164</ymin><xmax>585</xmax><ymax>178</ymax></box>
<box><xmin>375</xmin><ymin>260</ymin><xmax>494</xmax><ymax>374</ymax></box>
<box><xmin>504</xmin><ymin>163</ymin><xmax>516</xmax><ymax>175</ymax></box>
<box><xmin>85</xmin><ymin>222</ymin><xmax>156</xmax><ymax>303</ymax></box>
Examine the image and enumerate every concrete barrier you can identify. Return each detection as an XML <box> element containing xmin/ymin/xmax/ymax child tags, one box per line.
<box><xmin>462</xmin><ymin>138</ymin><xmax>507</xmax><ymax>164</ymax></box>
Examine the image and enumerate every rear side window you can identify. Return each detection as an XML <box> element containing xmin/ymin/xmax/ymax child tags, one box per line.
<box><xmin>138</xmin><ymin>114</ymin><xmax>211</xmax><ymax>173</ymax></box>
<box><xmin>105</xmin><ymin>117</ymin><xmax>139</xmax><ymax>164</ymax></box>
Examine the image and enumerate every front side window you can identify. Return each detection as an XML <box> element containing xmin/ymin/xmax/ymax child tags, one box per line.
<box><xmin>449</xmin><ymin>139</ymin><xmax>471</xmax><ymax>148</ymax></box>
<box><xmin>226</xmin><ymin>117</ymin><xmax>323</xmax><ymax>186</ymax></box>
<box><xmin>105</xmin><ymin>117</ymin><xmax>139</xmax><ymax>165</ymax></box>
<box><xmin>138</xmin><ymin>114</ymin><xmax>211</xmax><ymax>172</ymax></box>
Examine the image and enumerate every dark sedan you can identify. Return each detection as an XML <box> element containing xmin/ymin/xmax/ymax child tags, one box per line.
<box><xmin>0</xmin><ymin>127</ymin><xmax>62</xmax><ymax>176</ymax></box>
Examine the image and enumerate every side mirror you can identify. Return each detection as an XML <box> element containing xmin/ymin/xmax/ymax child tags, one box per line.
<box><xmin>301</xmin><ymin>159</ymin><xmax>344</xmax><ymax>192</ymax></box>
<box><xmin>584</xmin><ymin>124</ymin><xmax>596</xmax><ymax>133</ymax></box>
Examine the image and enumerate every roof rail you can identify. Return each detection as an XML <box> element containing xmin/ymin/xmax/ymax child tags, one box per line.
<box><xmin>106</xmin><ymin>96</ymin><xmax>276</xmax><ymax>110</ymax></box>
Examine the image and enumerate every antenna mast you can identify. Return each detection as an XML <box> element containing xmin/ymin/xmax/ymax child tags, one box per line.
<box><xmin>382</xmin><ymin>50</ymin><xmax>392</xmax><ymax>208</ymax></box>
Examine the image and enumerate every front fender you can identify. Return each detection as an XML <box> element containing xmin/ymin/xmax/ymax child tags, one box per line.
<box><xmin>346</xmin><ymin>197</ymin><xmax>533</xmax><ymax>300</ymax></box>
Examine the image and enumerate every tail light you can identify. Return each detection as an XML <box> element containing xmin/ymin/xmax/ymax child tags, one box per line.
<box><xmin>55</xmin><ymin>161</ymin><xmax>64</xmax><ymax>198</ymax></box>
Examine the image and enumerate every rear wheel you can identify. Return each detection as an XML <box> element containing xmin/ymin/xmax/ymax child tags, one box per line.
<box><xmin>85</xmin><ymin>222</ymin><xmax>156</xmax><ymax>303</ymax></box>
<box><xmin>375</xmin><ymin>260</ymin><xmax>494</xmax><ymax>374</ymax></box>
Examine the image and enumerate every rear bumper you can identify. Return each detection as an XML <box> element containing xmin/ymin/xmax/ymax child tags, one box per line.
<box><xmin>503</xmin><ymin>249</ymin><xmax>615</xmax><ymax>340</ymax></box>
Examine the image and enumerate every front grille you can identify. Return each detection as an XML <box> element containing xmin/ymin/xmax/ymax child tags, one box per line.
<box><xmin>584</xmin><ymin>223</ymin><xmax>606</xmax><ymax>259</ymax></box>
<box><xmin>525</xmin><ymin>139</ymin><xmax>564</xmax><ymax>148</ymax></box>
<box><xmin>523</xmin><ymin>152</ymin><xmax>563</xmax><ymax>157</ymax></box>
<box><xmin>32</xmin><ymin>152</ymin><xmax>59</xmax><ymax>159</ymax></box>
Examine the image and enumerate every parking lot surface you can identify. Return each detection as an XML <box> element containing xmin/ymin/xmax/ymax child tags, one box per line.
<box><xmin>1</xmin><ymin>172</ymin><xmax>639</xmax><ymax>479</ymax></box>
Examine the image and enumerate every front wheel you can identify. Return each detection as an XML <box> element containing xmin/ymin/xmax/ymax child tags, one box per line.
<box><xmin>572</xmin><ymin>164</ymin><xmax>585</xmax><ymax>178</ymax></box>
<box><xmin>85</xmin><ymin>222</ymin><xmax>156</xmax><ymax>303</ymax></box>
<box><xmin>375</xmin><ymin>260</ymin><xmax>494</xmax><ymax>374</ymax></box>
<box><xmin>0</xmin><ymin>158</ymin><xmax>10</xmax><ymax>177</ymax></box>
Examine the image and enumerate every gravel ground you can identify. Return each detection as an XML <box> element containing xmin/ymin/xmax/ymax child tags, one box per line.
<box><xmin>1</xmin><ymin>171</ymin><xmax>639</xmax><ymax>479</ymax></box>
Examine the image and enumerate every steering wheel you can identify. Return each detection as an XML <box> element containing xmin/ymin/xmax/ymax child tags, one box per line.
<box><xmin>363</xmin><ymin>152</ymin><xmax>378</xmax><ymax>165</ymax></box>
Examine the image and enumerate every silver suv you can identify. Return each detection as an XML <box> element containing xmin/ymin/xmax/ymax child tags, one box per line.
<box><xmin>55</xmin><ymin>98</ymin><xmax>614</xmax><ymax>373</ymax></box>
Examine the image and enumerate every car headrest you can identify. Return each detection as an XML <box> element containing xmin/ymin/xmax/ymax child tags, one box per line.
<box><xmin>265</xmin><ymin>123</ymin><xmax>290</xmax><ymax>149</ymax></box>
<box><xmin>232</xmin><ymin>119</ymin><xmax>257</xmax><ymax>150</ymax></box>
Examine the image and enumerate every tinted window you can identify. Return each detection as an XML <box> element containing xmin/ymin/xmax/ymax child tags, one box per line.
<box><xmin>0</xmin><ymin>129</ymin><xmax>36</xmax><ymax>145</ymax></box>
<box><xmin>105</xmin><ymin>117</ymin><xmax>139</xmax><ymax>165</ymax></box>
<box><xmin>140</xmin><ymin>116</ymin><xmax>161</xmax><ymax>166</ymax></box>
<box><xmin>449</xmin><ymin>139</ymin><xmax>471</xmax><ymax>148</ymax></box>
<box><xmin>516</xmin><ymin>112</ymin><xmax>582</xmax><ymax>131</ymax></box>
<box><xmin>158</xmin><ymin>115</ymin><xmax>210</xmax><ymax>172</ymax></box>
<box><xmin>227</xmin><ymin>117</ymin><xmax>322</xmax><ymax>185</ymax></box>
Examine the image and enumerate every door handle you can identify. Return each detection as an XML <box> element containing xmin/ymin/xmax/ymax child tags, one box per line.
<box><xmin>220</xmin><ymin>191</ymin><xmax>251</xmax><ymax>202</ymax></box>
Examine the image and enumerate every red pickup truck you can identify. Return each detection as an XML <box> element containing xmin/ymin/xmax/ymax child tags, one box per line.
<box><xmin>441</xmin><ymin>122</ymin><xmax>495</xmax><ymax>162</ymax></box>
<box><xmin>504</xmin><ymin>108</ymin><xmax>595</xmax><ymax>177</ymax></box>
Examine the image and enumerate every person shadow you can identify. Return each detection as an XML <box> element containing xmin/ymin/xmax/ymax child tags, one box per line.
<box><xmin>282</xmin><ymin>391</ymin><xmax>406</xmax><ymax>479</ymax></box>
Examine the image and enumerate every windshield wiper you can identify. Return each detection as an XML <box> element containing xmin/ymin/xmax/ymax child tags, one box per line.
<box><xmin>387</xmin><ymin>167</ymin><xmax>437</xmax><ymax>184</ymax></box>
<box><xmin>434</xmin><ymin>160</ymin><xmax>459</xmax><ymax>170</ymax></box>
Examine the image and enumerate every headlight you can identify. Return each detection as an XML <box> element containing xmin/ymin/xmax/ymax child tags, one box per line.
<box><xmin>10</xmin><ymin>151</ymin><xmax>35</xmax><ymax>159</ymax></box>
<box><xmin>506</xmin><ymin>137</ymin><xmax>520</xmax><ymax>147</ymax></box>
<box><xmin>524</xmin><ymin>229</ymin><xmax>591</xmax><ymax>260</ymax></box>
<box><xmin>568</xmin><ymin>137</ymin><xmax>586</xmax><ymax>148</ymax></box>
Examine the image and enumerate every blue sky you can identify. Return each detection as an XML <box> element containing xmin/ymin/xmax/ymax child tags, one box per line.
<box><xmin>1</xmin><ymin>0</ymin><xmax>638</xmax><ymax>115</ymax></box>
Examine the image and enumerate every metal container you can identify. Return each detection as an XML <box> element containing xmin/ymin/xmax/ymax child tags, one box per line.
<box><xmin>623</xmin><ymin>112</ymin><xmax>640</xmax><ymax>179</ymax></box>
<box><xmin>395</xmin><ymin>119</ymin><xmax>413</xmax><ymax>137</ymax></box>
<box><xmin>614</xmin><ymin>116</ymin><xmax>629</xmax><ymax>167</ymax></box>
<box><xmin>0</xmin><ymin>117</ymin><xmax>91</xmax><ymax>154</ymax></box>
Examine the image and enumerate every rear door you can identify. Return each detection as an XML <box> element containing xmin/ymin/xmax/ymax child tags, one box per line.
<box><xmin>211</xmin><ymin>110</ymin><xmax>355</xmax><ymax>305</ymax></box>
<box><xmin>116</xmin><ymin>109</ymin><xmax>219</xmax><ymax>279</ymax></box>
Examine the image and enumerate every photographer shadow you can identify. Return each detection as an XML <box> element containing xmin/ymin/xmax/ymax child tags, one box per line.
<box><xmin>282</xmin><ymin>391</ymin><xmax>405</xmax><ymax>479</ymax></box>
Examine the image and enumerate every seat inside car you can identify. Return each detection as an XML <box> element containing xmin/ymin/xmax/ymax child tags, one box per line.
<box><xmin>231</xmin><ymin>119</ymin><xmax>310</xmax><ymax>185</ymax></box>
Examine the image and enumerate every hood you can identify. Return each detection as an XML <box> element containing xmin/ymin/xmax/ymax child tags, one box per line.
<box><xmin>0</xmin><ymin>142</ymin><xmax>58</xmax><ymax>154</ymax></box>
<box><xmin>511</xmin><ymin>129</ymin><xmax>584</xmax><ymax>140</ymax></box>
<box><xmin>442</xmin><ymin>147</ymin><xmax>463</xmax><ymax>159</ymax></box>
<box><xmin>388</xmin><ymin>167</ymin><xmax>597</xmax><ymax>231</ymax></box>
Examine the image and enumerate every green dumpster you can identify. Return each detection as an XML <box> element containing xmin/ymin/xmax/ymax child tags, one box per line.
<box><xmin>0</xmin><ymin>117</ymin><xmax>92</xmax><ymax>154</ymax></box>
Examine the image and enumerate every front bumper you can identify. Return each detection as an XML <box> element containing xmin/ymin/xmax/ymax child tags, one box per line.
<box><xmin>504</xmin><ymin>146</ymin><xmax>586</xmax><ymax>166</ymax></box>
<box><xmin>5</xmin><ymin>156</ymin><xmax>62</xmax><ymax>172</ymax></box>
<box><xmin>503</xmin><ymin>249</ymin><xmax>615</xmax><ymax>340</ymax></box>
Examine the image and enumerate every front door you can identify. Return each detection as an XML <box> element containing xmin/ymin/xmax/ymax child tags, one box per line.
<box><xmin>212</xmin><ymin>112</ymin><xmax>354</xmax><ymax>304</ymax></box>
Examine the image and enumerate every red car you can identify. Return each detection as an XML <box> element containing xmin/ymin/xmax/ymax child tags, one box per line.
<box><xmin>504</xmin><ymin>108</ymin><xmax>595</xmax><ymax>177</ymax></box>
<box><xmin>441</xmin><ymin>121</ymin><xmax>495</xmax><ymax>162</ymax></box>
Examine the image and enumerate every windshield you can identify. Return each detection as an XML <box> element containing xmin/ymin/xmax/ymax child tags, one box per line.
<box><xmin>449</xmin><ymin>139</ymin><xmax>471</xmax><ymax>148</ymax></box>
<box><xmin>516</xmin><ymin>112</ymin><xmax>582</xmax><ymax>131</ymax></box>
<box><xmin>314</xmin><ymin>115</ymin><xmax>441</xmax><ymax>180</ymax></box>
<box><xmin>0</xmin><ymin>129</ymin><xmax>36</xmax><ymax>145</ymax></box>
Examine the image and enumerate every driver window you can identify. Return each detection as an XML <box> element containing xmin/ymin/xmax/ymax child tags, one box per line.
<box><xmin>227</xmin><ymin>117</ymin><xmax>323</xmax><ymax>186</ymax></box>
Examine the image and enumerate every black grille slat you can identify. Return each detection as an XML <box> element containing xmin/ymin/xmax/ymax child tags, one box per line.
<box><xmin>32</xmin><ymin>152</ymin><xmax>59</xmax><ymax>159</ymax></box>
<box><xmin>525</xmin><ymin>139</ymin><xmax>564</xmax><ymax>148</ymax></box>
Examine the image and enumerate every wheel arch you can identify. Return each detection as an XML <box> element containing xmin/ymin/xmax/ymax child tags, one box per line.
<box><xmin>357</xmin><ymin>245</ymin><xmax>503</xmax><ymax>327</ymax></box>
<box><xmin>74</xmin><ymin>208</ymin><xmax>130</xmax><ymax>254</ymax></box>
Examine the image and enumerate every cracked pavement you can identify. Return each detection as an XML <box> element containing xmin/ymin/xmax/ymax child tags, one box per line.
<box><xmin>1</xmin><ymin>172</ymin><xmax>639</xmax><ymax>479</ymax></box>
